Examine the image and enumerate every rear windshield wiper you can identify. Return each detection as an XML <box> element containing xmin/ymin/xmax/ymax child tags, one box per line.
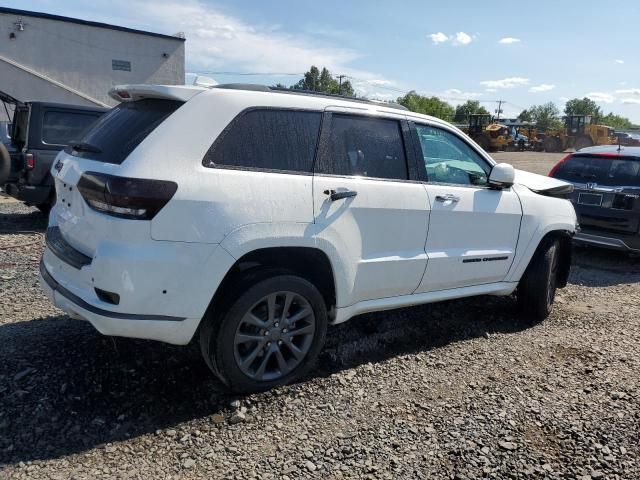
<box><xmin>70</xmin><ymin>142</ymin><xmax>102</xmax><ymax>154</ymax></box>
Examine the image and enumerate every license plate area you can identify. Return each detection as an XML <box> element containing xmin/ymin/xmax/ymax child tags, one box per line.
<box><xmin>578</xmin><ymin>192</ymin><xmax>603</xmax><ymax>206</ymax></box>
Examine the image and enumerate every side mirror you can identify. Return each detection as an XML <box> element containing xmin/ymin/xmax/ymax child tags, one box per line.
<box><xmin>488</xmin><ymin>163</ymin><xmax>515</xmax><ymax>189</ymax></box>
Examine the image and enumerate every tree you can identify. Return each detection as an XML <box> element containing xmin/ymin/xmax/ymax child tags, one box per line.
<box><xmin>518</xmin><ymin>109</ymin><xmax>533</xmax><ymax>122</ymax></box>
<box><xmin>396</xmin><ymin>91</ymin><xmax>455</xmax><ymax>121</ymax></box>
<box><xmin>564</xmin><ymin>97</ymin><xmax>602</xmax><ymax>121</ymax></box>
<box><xmin>292</xmin><ymin>66</ymin><xmax>354</xmax><ymax>96</ymax></box>
<box><xmin>599</xmin><ymin>112</ymin><xmax>634</xmax><ymax>130</ymax></box>
<box><xmin>527</xmin><ymin>102</ymin><xmax>563</xmax><ymax>131</ymax></box>
<box><xmin>453</xmin><ymin>100</ymin><xmax>490</xmax><ymax>123</ymax></box>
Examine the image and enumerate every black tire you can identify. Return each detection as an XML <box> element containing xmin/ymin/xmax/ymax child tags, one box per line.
<box><xmin>0</xmin><ymin>143</ymin><xmax>10</xmax><ymax>186</ymax></box>
<box><xmin>543</xmin><ymin>136</ymin><xmax>560</xmax><ymax>153</ymax></box>
<box><xmin>474</xmin><ymin>135</ymin><xmax>490</xmax><ymax>151</ymax></box>
<box><xmin>517</xmin><ymin>238</ymin><xmax>560</xmax><ymax>322</ymax></box>
<box><xmin>200</xmin><ymin>274</ymin><xmax>328</xmax><ymax>393</ymax></box>
<box><xmin>35</xmin><ymin>192</ymin><xmax>55</xmax><ymax>214</ymax></box>
<box><xmin>574</xmin><ymin>135</ymin><xmax>593</xmax><ymax>151</ymax></box>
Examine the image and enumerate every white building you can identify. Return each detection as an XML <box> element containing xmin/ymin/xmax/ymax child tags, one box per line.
<box><xmin>0</xmin><ymin>7</ymin><xmax>185</xmax><ymax>119</ymax></box>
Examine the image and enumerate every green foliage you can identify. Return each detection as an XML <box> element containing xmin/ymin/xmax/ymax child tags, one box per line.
<box><xmin>521</xmin><ymin>102</ymin><xmax>562</xmax><ymax>131</ymax></box>
<box><xmin>396</xmin><ymin>91</ymin><xmax>455</xmax><ymax>121</ymax></box>
<box><xmin>292</xmin><ymin>66</ymin><xmax>354</xmax><ymax>96</ymax></box>
<box><xmin>453</xmin><ymin>100</ymin><xmax>490</xmax><ymax>123</ymax></box>
<box><xmin>518</xmin><ymin>109</ymin><xmax>533</xmax><ymax>123</ymax></box>
<box><xmin>564</xmin><ymin>97</ymin><xmax>602</xmax><ymax>120</ymax></box>
<box><xmin>599</xmin><ymin>112</ymin><xmax>636</xmax><ymax>130</ymax></box>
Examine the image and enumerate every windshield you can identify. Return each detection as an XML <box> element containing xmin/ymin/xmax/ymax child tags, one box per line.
<box><xmin>554</xmin><ymin>155</ymin><xmax>640</xmax><ymax>187</ymax></box>
<box><xmin>68</xmin><ymin>99</ymin><xmax>184</xmax><ymax>164</ymax></box>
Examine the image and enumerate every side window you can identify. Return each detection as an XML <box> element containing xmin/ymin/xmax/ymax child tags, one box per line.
<box><xmin>415</xmin><ymin>124</ymin><xmax>491</xmax><ymax>186</ymax></box>
<box><xmin>204</xmin><ymin>109</ymin><xmax>321</xmax><ymax>172</ymax></box>
<box><xmin>42</xmin><ymin>111</ymin><xmax>101</xmax><ymax>145</ymax></box>
<box><xmin>318</xmin><ymin>114</ymin><xmax>408</xmax><ymax>180</ymax></box>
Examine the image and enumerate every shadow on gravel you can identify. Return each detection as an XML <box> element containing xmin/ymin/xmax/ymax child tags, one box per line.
<box><xmin>0</xmin><ymin>295</ymin><xmax>533</xmax><ymax>465</ymax></box>
<box><xmin>0</xmin><ymin>211</ymin><xmax>48</xmax><ymax>235</ymax></box>
<box><xmin>571</xmin><ymin>246</ymin><xmax>640</xmax><ymax>287</ymax></box>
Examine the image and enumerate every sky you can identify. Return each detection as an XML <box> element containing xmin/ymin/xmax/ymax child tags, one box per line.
<box><xmin>7</xmin><ymin>0</ymin><xmax>640</xmax><ymax>122</ymax></box>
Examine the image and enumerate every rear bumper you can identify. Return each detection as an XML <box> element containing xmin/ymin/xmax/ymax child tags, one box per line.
<box><xmin>39</xmin><ymin>259</ymin><xmax>202</xmax><ymax>345</ymax></box>
<box><xmin>2</xmin><ymin>182</ymin><xmax>51</xmax><ymax>205</ymax></box>
<box><xmin>574</xmin><ymin>230</ymin><xmax>640</xmax><ymax>253</ymax></box>
<box><xmin>38</xmin><ymin>226</ymin><xmax>236</xmax><ymax>344</ymax></box>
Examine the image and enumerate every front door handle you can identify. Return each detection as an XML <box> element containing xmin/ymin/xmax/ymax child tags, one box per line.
<box><xmin>435</xmin><ymin>194</ymin><xmax>460</xmax><ymax>203</ymax></box>
<box><xmin>324</xmin><ymin>189</ymin><xmax>358</xmax><ymax>201</ymax></box>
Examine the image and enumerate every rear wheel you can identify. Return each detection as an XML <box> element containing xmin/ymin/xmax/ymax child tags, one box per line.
<box><xmin>35</xmin><ymin>191</ymin><xmax>55</xmax><ymax>214</ymax></box>
<box><xmin>517</xmin><ymin>239</ymin><xmax>560</xmax><ymax>322</ymax></box>
<box><xmin>543</xmin><ymin>136</ymin><xmax>561</xmax><ymax>152</ymax></box>
<box><xmin>200</xmin><ymin>274</ymin><xmax>328</xmax><ymax>393</ymax></box>
<box><xmin>474</xmin><ymin>135</ymin><xmax>490</xmax><ymax>151</ymax></box>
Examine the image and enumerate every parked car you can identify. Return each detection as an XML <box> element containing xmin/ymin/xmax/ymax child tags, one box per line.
<box><xmin>0</xmin><ymin>91</ymin><xmax>106</xmax><ymax>212</ymax></box>
<box><xmin>549</xmin><ymin>145</ymin><xmax>640</xmax><ymax>253</ymax></box>
<box><xmin>40</xmin><ymin>84</ymin><xmax>577</xmax><ymax>392</ymax></box>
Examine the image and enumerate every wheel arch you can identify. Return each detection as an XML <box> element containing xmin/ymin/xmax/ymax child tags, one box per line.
<box><xmin>208</xmin><ymin>246</ymin><xmax>337</xmax><ymax>323</ymax></box>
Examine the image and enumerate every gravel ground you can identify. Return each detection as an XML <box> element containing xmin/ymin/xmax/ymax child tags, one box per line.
<box><xmin>1</xmin><ymin>190</ymin><xmax>639</xmax><ymax>480</ymax></box>
<box><xmin>492</xmin><ymin>151</ymin><xmax>566</xmax><ymax>176</ymax></box>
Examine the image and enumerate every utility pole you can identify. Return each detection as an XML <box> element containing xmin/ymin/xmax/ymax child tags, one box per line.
<box><xmin>495</xmin><ymin>100</ymin><xmax>504</xmax><ymax>121</ymax></box>
<box><xmin>337</xmin><ymin>74</ymin><xmax>346</xmax><ymax>95</ymax></box>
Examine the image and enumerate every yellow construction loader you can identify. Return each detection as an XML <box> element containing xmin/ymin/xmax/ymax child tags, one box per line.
<box><xmin>463</xmin><ymin>114</ymin><xmax>513</xmax><ymax>152</ymax></box>
<box><xmin>543</xmin><ymin>115</ymin><xmax>616</xmax><ymax>152</ymax></box>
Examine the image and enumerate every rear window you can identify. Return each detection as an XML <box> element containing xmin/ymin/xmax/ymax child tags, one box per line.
<box><xmin>204</xmin><ymin>109</ymin><xmax>322</xmax><ymax>172</ymax></box>
<box><xmin>69</xmin><ymin>99</ymin><xmax>183</xmax><ymax>164</ymax></box>
<box><xmin>42</xmin><ymin>111</ymin><xmax>102</xmax><ymax>145</ymax></box>
<box><xmin>554</xmin><ymin>155</ymin><xmax>640</xmax><ymax>186</ymax></box>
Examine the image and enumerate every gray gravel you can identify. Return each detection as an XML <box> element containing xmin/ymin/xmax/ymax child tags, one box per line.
<box><xmin>1</xmin><ymin>198</ymin><xmax>639</xmax><ymax>479</ymax></box>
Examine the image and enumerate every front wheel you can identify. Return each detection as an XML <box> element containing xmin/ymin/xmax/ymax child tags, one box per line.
<box><xmin>200</xmin><ymin>274</ymin><xmax>328</xmax><ymax>393</ymax></box>
<box><xmin>517</xmin><ymin>239</ymin><xmax>560</xmax><ymax>322</ymax></box>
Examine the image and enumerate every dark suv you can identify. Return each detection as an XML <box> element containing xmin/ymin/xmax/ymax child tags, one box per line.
<box><xmin>549</xmin><ymin>145</ymin><xmax>640</xmax><ymax>253</ymax></box>
<box><xmin>0</xmin><ymin>92</ymin><xmax>106</xmax><ymax>212</ymax></box>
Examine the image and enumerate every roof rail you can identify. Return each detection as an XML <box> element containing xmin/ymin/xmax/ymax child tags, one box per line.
<box><xmin>212</xmin><ymin>83</ymin><xmax>408</xmax><ymax>111</ymax></box>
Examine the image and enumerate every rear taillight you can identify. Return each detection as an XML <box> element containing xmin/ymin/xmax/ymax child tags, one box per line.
<box><xmin>77</xmin><ymin>172</ymin><xmax>177</xmax><ymax>220</ymax></box>
<box><xmin>25</xmin><ymin>153</ymin><xmax>35</xmax><ymax>170</ymax></box>
<box><xmin>548</xmin><ymin>153</ymin><xmax>572</xmax><ymax>177</ymax></box>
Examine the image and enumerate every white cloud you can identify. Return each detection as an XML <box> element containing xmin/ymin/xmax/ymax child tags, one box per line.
<box><xmin>615</xmin><ymin>88</ymin><xmax>640</xmax><ymax>96</ymax></box>
<box><xmin>485</xmin><ymin>88</ymin><xmax>497</xmax><ymax>93</ymax></box>
<box><xmin>480</xmin><ymin>77</ymin><xmax>529</xmax><ymax>89</ymax></box>
<box><xmin>559</xmin><ymin>96</ymin><xmax>569</xmax><ymax>103</ymax></box>
<box><xmin>443</xmin><ymin>88</ymin><xmax>482</xmax><ymax>98</ymax></box>
<box><xmin>615</xmin><ymin>59</ymin><xmax>625</xmax><ymax>64</ymax></box>
<box><xmin>114</xmin><ymin>0</ymin><xmax>392</xmax><ymax>92</ymax></box>
<box><xmin>529</xmin><ymin>83</ymin><xmax>555</xmax><ymax>93</ymax></box>
<box><xmin>622</xmin><ymin>98</ymin><xmax>640</xmax><ymax>105</ymax></box>
<box><xmin>429</xmin><ymin>32</ymin><xmax>449</xmax><ymax>44</ymax></box>
<box><xmin>498</xmin><ymin>37</ymin><xmax>520</xmax><ymax>44</ymax></box>
<box><xmin>453</xmin><ymin>32</ymin><xmax>473</xmax><ymax>46</ymax></box>
<box><xmin>585</xmin><ymin>92</ymin><xmax>616</xmax><ymax>103</ymax></box>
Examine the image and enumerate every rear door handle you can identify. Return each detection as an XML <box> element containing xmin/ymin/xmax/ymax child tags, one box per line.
<box><xmin>435</xmin><ymin>194</ymin><xmax>460</xmax><ymax>203</ymax></box>
<box><xmin>324</xmin><ymin>189</ymin><xmax>358</xmax><ymax>201</ymax></box>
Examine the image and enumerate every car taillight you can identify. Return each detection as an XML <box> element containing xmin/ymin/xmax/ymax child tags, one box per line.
<box><xmin>25</xmin><ymin>153</ymin><xmax>35</xmax><ymax>170</ymax></box>
<box><xmin>548</xmin><ymin>153</ymin><xmax>572</xmax><ymax>177</ymax></box>
<box><xmin>77</xmin><ymin>172</ymin><xmax>177</xmax><ymax>220</ymax></box>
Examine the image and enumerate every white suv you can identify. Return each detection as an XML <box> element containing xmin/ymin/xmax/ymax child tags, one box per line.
<box><xmin>40</xmin><ymin>84</ymin><xmax>577</xmax><ymax>392</ymax></box>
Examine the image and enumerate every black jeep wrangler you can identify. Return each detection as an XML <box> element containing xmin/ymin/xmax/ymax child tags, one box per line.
<box><xmin>0</xmin><ymin>91</ymin><xmax>106</xmax><ymax>212</ymax></box>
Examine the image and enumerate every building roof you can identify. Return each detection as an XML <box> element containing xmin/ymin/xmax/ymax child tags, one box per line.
<box><xmin>0</xmin><ymin>7</ymin><xmax>185</xmax><ymax>42</ymax></box>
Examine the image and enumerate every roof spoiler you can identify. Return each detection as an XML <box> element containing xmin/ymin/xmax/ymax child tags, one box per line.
<box><xmin>109</xmin><ymin>84</ymin><xmax>207</xmax><ymax>103</ymax></box>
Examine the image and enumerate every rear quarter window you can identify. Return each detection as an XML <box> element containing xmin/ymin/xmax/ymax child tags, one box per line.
<box><xmin>69</xmin><ymin>99</ymin><xmax>184</xmax><ymax>164</ymax></box>
<box><xmin>203</xmin><ymin>109</ymin><xmax>322</xmax><ymax>172</ymax></box>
